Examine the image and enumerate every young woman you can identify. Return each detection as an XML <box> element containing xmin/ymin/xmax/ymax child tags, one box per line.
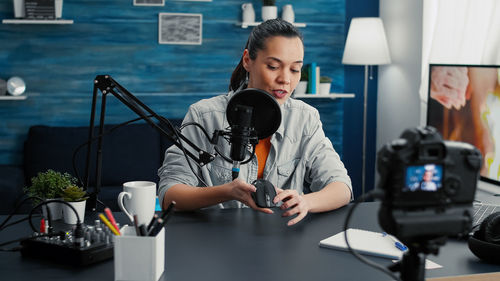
<box><xmin>158</xmin><ymin>19</ymin><xmax>352</xmax><ymax>226</ymax></box>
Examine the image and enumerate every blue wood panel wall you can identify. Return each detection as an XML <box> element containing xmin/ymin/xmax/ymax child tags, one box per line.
<box><xmin>0</xmin><ymin>0</ymin><xmax>345</xmax><ymax>165</ymax></box>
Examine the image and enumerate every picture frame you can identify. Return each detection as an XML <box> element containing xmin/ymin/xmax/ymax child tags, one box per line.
<box><xmin>158</xmin><ymin>13</ymin><xmax>203</xmax><ymax>45</ymax></box>
<box><xmin>134</xmin><ymin>0</ymin><xmax>164</xmax><ymax>6</ymax></box>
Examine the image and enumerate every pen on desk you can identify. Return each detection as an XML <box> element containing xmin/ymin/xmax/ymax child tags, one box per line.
<box><xmin>382</xmin><ymin>232</ymin><xmax>408</xmax><ymax>251</ymax></box>
<box><xmin>99</xmin><ymin>213</ymin><xmax>121</xmax><ymax>236</ymax></box>
<box><xmin>104</xmin><ymin>207</ymin><xmax>121</xmax><ymax>235</ymax></box>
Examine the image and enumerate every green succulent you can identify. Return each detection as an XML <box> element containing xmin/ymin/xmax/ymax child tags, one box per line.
<box><xmin>320</xmin><ymin>76</ymin><xmax>333</xmax><ymax>83</ymax></box>
<box><xmin>62</xmin><ymin>185</ymin><xmax>89</xmax><ymax>202</ymax></box>
<box><xmin>25</xmin><ymin>169</ymin><xmax>78</xmax><ymax>203</ymax></box>
<box><xmin>263</xmin><ymin>0</ymin><xmax>276</xmax><ymax>6</ymax></box>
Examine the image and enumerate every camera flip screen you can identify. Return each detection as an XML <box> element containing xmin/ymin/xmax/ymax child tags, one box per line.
<box><xmin>404</xmin><ymin>164</ymin><xmax>443</xmax><ymax>192</ymax></box>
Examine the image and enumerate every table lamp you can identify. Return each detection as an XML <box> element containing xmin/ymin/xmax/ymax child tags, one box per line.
<box><xmin>342</xmin><ymin>17</ymin><xmax>391</xmax><ymax>197</ymax></box>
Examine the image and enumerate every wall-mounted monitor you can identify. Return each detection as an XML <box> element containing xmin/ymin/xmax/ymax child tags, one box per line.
<box><xmin>427</xmin><ymin>64</ymin><xmax>500</xmax><ymax>186</ymax></box>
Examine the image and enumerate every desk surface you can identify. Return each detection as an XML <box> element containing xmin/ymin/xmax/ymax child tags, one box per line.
<box><xmin>1</xmin><ymin>202</ymin><xmax>499</xmax><ymax>281</ymax></box>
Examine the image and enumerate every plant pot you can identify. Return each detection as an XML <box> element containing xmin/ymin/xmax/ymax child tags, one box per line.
<box><xmin>13</xmin><ymin>0</ymin><xmax>25</xmax><ymax>18</ymax></box>
<box><xmin>55</xmin><ymin>0</ymin><xmax>63</xmax><ymax>18</ymax></box>
<box><xmin>261</xmin><ymin>6</ymin><xmax>277</xmax><ymax>21</ymax></box>
<box><xmin>42</xmin><ymin>199</ymin><xmax>63</xmax><ymax>220</ymax></box>
<box><xmin>294</xmin><ymin>81</ymin><xmax>308</xmax><ymax>96</ymax></box>
<box><xmin>319</xmin><ymin>83</ymin><xmax>331</xmax><ymax>96</ymax></box>
<box><xmin>63</xmin><ymin>200</ymin><xmax>86</xmax><ymax>224</ymax></box>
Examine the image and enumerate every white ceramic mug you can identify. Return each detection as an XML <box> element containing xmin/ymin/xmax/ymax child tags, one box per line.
<box><xmin>118</xmin><ymin>181</ymin><xmax>156</xmax><ymax>226</ymax></box>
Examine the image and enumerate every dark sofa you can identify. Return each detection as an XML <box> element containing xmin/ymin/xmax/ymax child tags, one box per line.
<box><xmin>0</xmin><ymin>120</ymin><xmax>182</xmax><ymax>214</ymax></box>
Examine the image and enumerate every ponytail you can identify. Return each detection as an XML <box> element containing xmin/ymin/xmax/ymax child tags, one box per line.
<box><xmin>229</xmin><ymin>19</ymin><xmax>303</xmax><ymax>91</ymax></box>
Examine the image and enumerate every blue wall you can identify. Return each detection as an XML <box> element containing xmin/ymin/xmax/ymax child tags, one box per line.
<box><xmin>0</xmin><ymin>1</ymin><xmax>347</xmax><ymax>168</ymax></box>
<box><xmin>1</xmin><ymin>0</ymin><xmax>382</xmax><ymax>199</ymax></box>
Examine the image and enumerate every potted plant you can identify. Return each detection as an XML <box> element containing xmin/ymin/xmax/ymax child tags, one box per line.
<box><xmin>319</xmin><ymin>76</ymin><xmax>333</xmax><ymax>96</ymax></box>
<box><xmin>25</xmin><ymin>169</ymin><xmax>77</xmax><ymax>220</ymax></box>
<box><xmin>294</xmin><ymin>67</ymin><xmax>308</xmax><ymax>96</ymax></box>
<box><xmin>262</xmin><ymin>0</ymin><xmax>277</xmax><ymax>21</ymax></box>
<box><xmin>61</xmin><ymin>185</ymin><xmax>89</xmax><ymax>224</ymax></box>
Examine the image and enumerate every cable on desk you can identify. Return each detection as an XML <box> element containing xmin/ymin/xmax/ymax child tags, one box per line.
<box><xmin>343</xmin><ymin>190</ymin><xmax>402</xmax><ymax>281</ymax></box>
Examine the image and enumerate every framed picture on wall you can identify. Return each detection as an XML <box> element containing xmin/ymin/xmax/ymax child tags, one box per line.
<box><xmin>134</xmin><ymin>0</ymin><xmax>164</xmax><ymax>6</ymax></box>
<box><xmin>158</xmin><ymin>13</ymin><xmax>203</xmax><ymax>45</ymax></box>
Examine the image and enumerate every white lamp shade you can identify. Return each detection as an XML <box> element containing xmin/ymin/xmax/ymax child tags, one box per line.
<box><xmin>342</xmin><ymin>17</ymin><xmax>391</xmax><ymax>65</ymax></box>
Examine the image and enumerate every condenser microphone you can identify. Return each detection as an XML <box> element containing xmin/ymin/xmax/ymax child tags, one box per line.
<box><xmin>229</xmin><ymin>104</ymin><xmax>254</xmax><ymax>180</ymax></box>
<box><xmin>226</xmin><ymin>88</ymin><xmax>281</xmax><ymax>180</ymax></box>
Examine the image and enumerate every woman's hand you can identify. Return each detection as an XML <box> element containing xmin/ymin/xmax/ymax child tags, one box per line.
<box><xmin>228</xmin><ymin>179</ymin><xmax>273</xmax><ymax>214</ymax></box>
<box><xmin>430</xmin><ymin>66</ymin><xmax>469</xmax><ymax>109</ymax></box>
<box><xmin>274</xmin><ymin>188</ymin><xmax>310</xmax><ymax>226</ymax></box>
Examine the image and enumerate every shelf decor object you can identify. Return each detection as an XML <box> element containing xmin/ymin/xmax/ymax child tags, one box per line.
<box><xmin>158</xmin><ymin>13</ymin><xmax>202</xmax><ymax>45</ymax></box>
<box><xmin>261</xmin><ymin>0</ymin><xmax>277</xmax><ymax>21</ymax></box>
<box><xmin>133</xmin><ymin>0</ymin><xmax>165</xmax><ymax>6</ymax></box>
<box><xmin>342</xmin><ymin>17</ymin><xmax>391</xmax><ymax>197</ymax></box>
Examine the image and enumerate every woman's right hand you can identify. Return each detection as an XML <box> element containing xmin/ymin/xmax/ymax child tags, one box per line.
<box><xmin>227</xmin><ymin>179</ymin><xmax>273</xmax><ymax>214</ymax></box>
<box><xmin>430</xmin><ymin>66</ymin><xmax>469</xmax><ymax>109</ymax></box>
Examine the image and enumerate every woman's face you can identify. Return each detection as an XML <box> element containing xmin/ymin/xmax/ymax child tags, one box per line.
<box><xmin>243</xmin><ymin>36</ymin><xmax>304</xmax><ymax>105</ymax></box>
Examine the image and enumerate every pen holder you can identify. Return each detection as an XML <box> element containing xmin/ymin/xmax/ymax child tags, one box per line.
<box><xmin>114</xmin><ymin>225</ymin><xmax>165</xmax><ymax>281</ymax></box>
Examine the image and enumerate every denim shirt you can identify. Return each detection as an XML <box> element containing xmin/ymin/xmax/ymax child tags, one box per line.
<box><xmin>158</xmin><ymin>91</ymin><xmax>352</xmax><ymax>209</ymax></box>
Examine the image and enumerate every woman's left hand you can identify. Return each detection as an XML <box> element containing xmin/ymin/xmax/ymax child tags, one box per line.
<box><xmin>274</xmin><ymin>188</ymin><xmax>310</xmax><ymax>226</ymax></box>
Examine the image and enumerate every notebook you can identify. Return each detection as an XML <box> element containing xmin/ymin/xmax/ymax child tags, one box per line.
<box><xmin>319</xmin><ymin>228</ymin><xmax>407</xmax><ymax>260</ymax></box>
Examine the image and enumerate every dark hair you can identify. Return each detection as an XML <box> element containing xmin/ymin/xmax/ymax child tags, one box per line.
<box><xmin>229</xmin><ymin>19</ymin><xmax>304</xmax><ymax>91</ymax></box>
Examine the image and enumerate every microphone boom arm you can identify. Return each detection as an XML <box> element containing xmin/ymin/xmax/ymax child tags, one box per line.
<box><xmin>84</xmin><ymin>75</ymin><xmax>215</xmax><ymax>211</ymax></box>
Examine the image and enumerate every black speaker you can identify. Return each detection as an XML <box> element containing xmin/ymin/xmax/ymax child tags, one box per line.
<box><xmin>468</xmin><ymin>212</ymin><xmax>500</xmax><ymax>264</ymax></box>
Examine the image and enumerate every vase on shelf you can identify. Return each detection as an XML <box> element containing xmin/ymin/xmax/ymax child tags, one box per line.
<box><xmin>242</xmin><ymin>3</ymin><xmax>255</xmax><ymax>24</ymax></box>
<box><xmin>261</xmin><ymin>0</ymin><xmax>277</xmax><ymax>22</ymax></box>
<box><xmin>13</xmin><ymin>0</ymin><xmax>24</xmax><ymax>18</ymax></box>
<box><xmin>282</xmin><ymin>4</ymin><xmax>295</xmax><ymax>24</ymax></box>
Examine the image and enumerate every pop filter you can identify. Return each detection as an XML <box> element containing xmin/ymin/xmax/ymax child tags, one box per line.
<box><xmin>226</xmin><ymin>88</ymin><xmax>281</xmax><ymax>139</ymax></box>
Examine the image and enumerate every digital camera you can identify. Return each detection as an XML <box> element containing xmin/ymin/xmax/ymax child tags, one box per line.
<box><xmin>377</xmin><ymin>126</ymin><xmax>482</xmax><ymax>240</ymax></box>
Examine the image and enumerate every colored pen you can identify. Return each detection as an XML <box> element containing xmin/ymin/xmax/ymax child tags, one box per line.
<box><xmin>160</xmin><ymin>201</ymin><xmax>176</xmax><ymax>221</ymax></box>
<box><xmin>139</xmin><ymin>224</ymin><xmax>148</xmax><ymax>237</ymax></box>
<box><xmin>99</xmin><ymin>213</ymin><xmax>121</xmax><ymax>236</ymax></box>
<box><xmin>133</xmin><ymin>214</ymin><xmax>141</xmax><ymax>236</ymax></box>
<box><xmin>104</xmin><ymin>207</ymin><xmax>121</xmax><ymax>235</ymax></box>
<box><xmin>148</xmin><ymin>218</ymin><xmax>164</xmax><ymax>237</ymax></box>
<box><xmin>382</xmin><ymin>232</ymin><xmax>408</xmax><ymax>251</ymax></box>
<box><xmin>147</xmin><ymin>214</ymin><xmax>159</xmax><ymax>232</ymax></box>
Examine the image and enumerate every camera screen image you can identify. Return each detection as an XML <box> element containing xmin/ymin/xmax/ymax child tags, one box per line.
<box><xmin>404</xmin><ymin>164</ymin><xmax>443</xmax><ymax>192</ymax></box>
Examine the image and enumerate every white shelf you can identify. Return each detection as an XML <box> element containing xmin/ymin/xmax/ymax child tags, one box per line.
<box><xmin>0</xmin><ymin>95</ymin><xmax>28</xmax><ymax>100</ymax></box>
<box><xmin>2</xmin><ymin>19</ymin><xmax>73</xmax><ymax>24</ymax></box>
<box><xmin>294</xmin><ymin>93</ymin><xmax>355</xmax><ymax>99</ymax></box>
<box><xmin>238</xmin><ymin>22</ymin><xmax>306</xmax><ymax>28</ymax></box>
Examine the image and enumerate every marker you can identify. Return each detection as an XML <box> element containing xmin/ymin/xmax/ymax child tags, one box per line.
<box><xmin>382</xmin><ymin>232</ymin><xmax>408</xmax><ymax>251</ymax></box>
<box><xmin>148</xmin><ymin>218</ymin><xmax>164</xmax><ymax>237</ymax></box>
<box><xmin>98</xmin><ymin>213</ymin><xmax>120</xmax><ymax>236</ymax></box>
<box><xmin>133</xmin><ymin>214</ymin><xmax>141</xmax><ymax>236</ymax></box>
<box><xmin>104</xmin><ymin>207</ymin><xmax>121</xmax><ymax>235</ymax></box>
<box><xmin>147</xmin><ymin>214</ymin><xmax>159</xmax><ymax>232</ymax></box>
<box><xmin>160</xmin><ymin>201</ymin><xmax>176</xmax><ymax>220</ymax></box>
